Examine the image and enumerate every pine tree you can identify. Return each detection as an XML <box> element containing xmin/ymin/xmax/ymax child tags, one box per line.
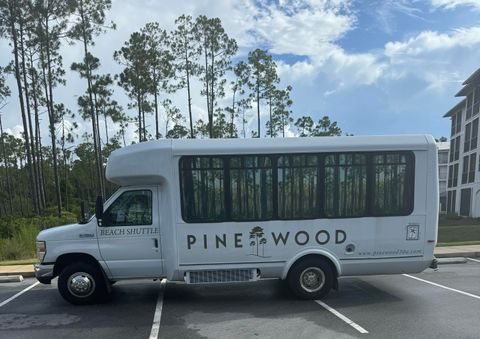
<box><xmin>196</xmin><ymin>16</ymin><xmax>237</xmax><ymax>138</ymax></box>
<box><xmin>171</xmin><ymin>15</ymin><xmax>201</xmax><ymax>138</ymax></box>
<box><xmin>69</xmin><ymin>0</ymin><xmax>115</xmax><ymax>199</ymax></box>
<box><xmin>247</xmin><ymin>49</ymin><xmax>278</xmax><ymax>138</ymax></box>
<box><xmin>114</xmin><ymin>32</ymin><xmax>152</xmax><ymax>142</ymax></box>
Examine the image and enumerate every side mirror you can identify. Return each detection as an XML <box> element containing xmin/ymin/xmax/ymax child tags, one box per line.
<box><xmin>79</xmin><ymin>201</ymin><xmax>89</xmax><ymax>224</ymax></box>
<box><xmin>95</xmin><ymin>195</ymin><xmax>104</xmax><ymax>222</ymax></box>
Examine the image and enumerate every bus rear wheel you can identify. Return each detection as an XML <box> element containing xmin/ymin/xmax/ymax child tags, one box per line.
<box><xmin>287</xmin><ymin>257</ymin><xmax>334</xmax><ymax>299</ymax></box>
<box><xmin>58</xmin><ymin>262</ymin><xmax>108</xmax><ymax>305</ymax></box>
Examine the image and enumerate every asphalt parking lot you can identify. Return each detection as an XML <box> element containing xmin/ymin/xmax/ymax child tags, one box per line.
<box><xmin>1</xmin><ymin>260</ymin><xmax>479</xmax><ymax>339</ymax></box>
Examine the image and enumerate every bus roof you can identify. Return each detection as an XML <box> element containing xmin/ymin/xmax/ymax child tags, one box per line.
<box><xmin>106</xmin><ymin>135</ymin><xmax>434</xmax><ymax>186</ymax></box>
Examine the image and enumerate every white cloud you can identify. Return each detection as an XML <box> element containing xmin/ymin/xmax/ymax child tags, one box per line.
<box><xmin>383</xmin><ymin>26</ymin><xmax>480</xmax><ymax>90</ymax></box>
<box><xmin>4</xmin><ymin>124</ymin><xmax>24</xmax><ymax>139</ymax></box>
<box><xmin>244</xmin><ymin>0</ymin><xmax>355</xmax><ymax>56</ymax></box>
<box><xmin>431</xmin><ymin>0</ymin><xmax>480</xmax><ymax>10</ymax></box>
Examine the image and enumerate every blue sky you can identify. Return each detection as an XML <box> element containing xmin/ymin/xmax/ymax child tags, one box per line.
<box><xmin>2</xmin><ymin>0</ymin><xmax>480</xmax><ymax>142</ymax></box>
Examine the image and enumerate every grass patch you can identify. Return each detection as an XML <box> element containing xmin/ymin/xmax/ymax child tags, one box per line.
<box><xmin>0</xmin><ymin>213</ymin><xmax>77</xmax><ymax>261</ymax></box>
<box><xmin>0</xmin><ymin>258</ymin><xmax>37</xmax><ymax>266</ymax></box>
<box><xmin>436</xmin><ymin>241</ymin><xmax>480</xmax><ymax>247</ymax></box>
<box><xmin>438</xmin><ymin>224</ymin><xmax>480</xmax><ymax>243</ymax></box>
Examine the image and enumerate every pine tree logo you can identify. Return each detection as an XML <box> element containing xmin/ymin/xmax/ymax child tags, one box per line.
<box><xmin>248</xmin><ymin>226</ymin><xmax>269</xmax><ymax>258</ymax></box>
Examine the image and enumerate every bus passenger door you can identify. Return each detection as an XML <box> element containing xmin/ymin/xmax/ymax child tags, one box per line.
<box><xmin>97</xmin><ymin>188</ymin><xmax>164</xmax><ymax>279</ymax></box>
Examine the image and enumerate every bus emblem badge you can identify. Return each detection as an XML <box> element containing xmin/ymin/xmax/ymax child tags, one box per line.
<box><xmin>406</xmin><ymin>224</ymin><xmax>419</xmax><ymax>241</ymax></box>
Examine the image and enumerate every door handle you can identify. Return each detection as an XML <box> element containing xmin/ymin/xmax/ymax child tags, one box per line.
<box><xmin>153</xmin><ymin>238</ymin><xmax>159</xmax><ymax>248</ymax></box>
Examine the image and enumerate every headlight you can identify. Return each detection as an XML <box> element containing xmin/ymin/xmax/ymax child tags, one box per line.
<box><xmin>36</xmin><ymin>241</ymin><xmax>46</xmax><ymax>263</ymax></box>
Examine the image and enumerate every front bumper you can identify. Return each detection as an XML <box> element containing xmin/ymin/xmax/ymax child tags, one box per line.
<box><xmin>34</xmin><ymin>263</ymin><xmax>54</xmax><ymax>284</ymax></box>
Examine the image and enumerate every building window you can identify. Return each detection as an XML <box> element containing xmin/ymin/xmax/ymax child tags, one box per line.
<box><xmin>450</xmin><ymin>137</ymin><xmax>460</xmax><ymax>162</ymax></box>
<box><xmin>439</xmin><ymin>166</ymin><xmax>447</xmax><ymax>180</ymax></box>
<box><xmin>464</xmin><ymin>122</ymin><xmax>472</xmax><ymax>152</ymax></box>
<box><xmin>438</xmin><ymin>151</ymin><xmax>448</xmax><ymax>164</ymax></box>
<box><xmin>454</xmin><ymin>136</ymin><xmax>460</xmax><ymax>161</ymax></box>
<box><xmin>469</xmin><ymin>153</ymin><xmax>476</xmax><ymax>183</ymax></box>
<box><xmin>474</xmin><ymin>87</ymin><xmax>480</xmax><ymax>117</ymax></box>
<box><xmin>460</xmin><ymin>188</ymin><xmax>472</xmax><ymax>216</ymax></box>
<box><xmin>278</xmin><ymin>155</ymin><xmax>318</xmax><ymax>219</ymax></box>
<box><xmin>471</xmin><ymin>118</ymin><xmax>479</xmax><ymax>150</ymax></box>
<box><xmin>467</xmin><ymin>92</ymin><xmax>473</xmax><ymax>120</ymax></box>
<box><xmin>325</xmin><ymin>153</ymin><xmax>367</xmax><ymax>218</ymax></box>
<box><xmin>453</xmin><ymin>163</ymin><xmax>459</xmax><ymax>187</ymax></box>
<box><xmin>447</xmin><ymin>190</ymin><xmax>456</xmax><ymax>213</ymax></box>
<box><xmin>451</xmin><ymin>115</ymin><xmax>456</xmax><ymax>137</ymax></box>
<box><xmin>448</xmin><ymin>165</ymin><xmax>453</xmax><ymax>187</ymax></box>
<box><xmin>456</xmin><ymin>111</ymin><xmax>462</xmax><ymax>134</ymax></box>
<box><xmin>462</xmin><ymin>156</ymin><xmax>469</xmax><ymax>184</ymax></box>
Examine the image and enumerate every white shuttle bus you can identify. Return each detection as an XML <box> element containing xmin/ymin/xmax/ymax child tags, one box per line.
<box><xmin>35</xmin><ymin>135</ymin><xmax>439</xmax><ymax>304</ymax></box>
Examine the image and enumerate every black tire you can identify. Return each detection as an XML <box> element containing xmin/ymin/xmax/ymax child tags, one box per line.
<box><xmin>287</xmin><ymin>257</ymin><xmax>334</xmax><ymax>300</ymax></box>
<box><xmin>58</xmin><ymin>262</ymin><xmax>108</xmax><ymax>305</ymax></box>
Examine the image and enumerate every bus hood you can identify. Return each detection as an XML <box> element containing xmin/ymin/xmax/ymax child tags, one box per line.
<box><xmin>37</xmin><ymin>223</ymin><xmax>96</xmax><ymax>242</ymax></box>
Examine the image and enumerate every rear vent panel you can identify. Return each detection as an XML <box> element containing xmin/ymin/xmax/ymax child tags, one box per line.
<box><xmin>186</xmin><ymin>269</ymin><xmax>258</xmax><ymax>284</ymax></box>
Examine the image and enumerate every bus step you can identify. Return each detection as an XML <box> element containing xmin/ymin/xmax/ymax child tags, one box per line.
<box><xmin>185</xmin><ymin>269</ymin><xmax>258</xmax><ymax>284</ymax></box>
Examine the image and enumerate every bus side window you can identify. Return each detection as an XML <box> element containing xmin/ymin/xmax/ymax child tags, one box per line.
<box><xmin>102</xmin><ymin>190</ymin><xmax>152</xmax><ymax>226</ymax></box>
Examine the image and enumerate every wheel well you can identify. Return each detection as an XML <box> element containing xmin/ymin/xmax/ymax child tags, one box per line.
<box><xmin>287</xmin><ymin>254</ymin><xmax>338</xmax><ymax>279</ymax></box>
<box><xmin>53</xmin><ymin>253</ymin><xmax>103</xmax><ymax>277</ymax></box>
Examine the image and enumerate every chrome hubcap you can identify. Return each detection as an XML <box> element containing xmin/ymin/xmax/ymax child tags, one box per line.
<box><xmin>67</xmin><ymin>272</ymin><xmax>95</xmax><ymax>298</ymax></box>
<box><xmin>300</xmin><ymin>267</ymin><xmax>325</xmax><ymax>292</ymax></box>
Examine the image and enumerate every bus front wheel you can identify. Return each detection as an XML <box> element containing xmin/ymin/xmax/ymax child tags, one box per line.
<box><xmin>287</xmin><ymin>257</ymin><xmax>334</xmax><ymax>299</ymax></box>
<box><xmin>58</xmin><ymin>262</ymin><xmax>108</xmax><ymax>305</ymax></box>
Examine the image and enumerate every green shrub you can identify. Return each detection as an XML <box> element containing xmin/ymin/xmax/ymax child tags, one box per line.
<box><xmin>0</xmin><ymin>213</ymin><xmax>77</xmax><ymax>261</ymax></box>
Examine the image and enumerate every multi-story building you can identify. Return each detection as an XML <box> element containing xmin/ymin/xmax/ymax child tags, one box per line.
<box><xmin>437</xmin><ymin>141</ymin><xmax>449</xmax><ymax>213</ymax></box>
<box><xmin>443</xmin><ymin>68</ymin><xmax>480</xmax><ymax>217</ymax></box>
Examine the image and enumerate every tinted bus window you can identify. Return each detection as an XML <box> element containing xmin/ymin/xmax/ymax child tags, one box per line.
<box><xmin>277</xmin><ymin>155</ymin><xmax>319</xmax><ymax>219</ymax></box>
<box><xmin>180</xmin><ymin>157</ymin><xmax>225</xmax><ymax>222</ymax></box>
<box><xmin>325</xmin><ymin>153</ymin><xmax>367</xmax><ymax>217</ymax></box>
<box><xmin>372</xmin><ymin>153</ymin><xmax>413</xmax><ymax>215</ymax></box>
<box><xmin>230</xmin><ymin>156</ymin><xmax>273</xmax><ymax>221</ymax></box>
<box><xmin>179</xmin><ymin>151</ymin><xmax>414</xmax><ymax>222</ymax></box>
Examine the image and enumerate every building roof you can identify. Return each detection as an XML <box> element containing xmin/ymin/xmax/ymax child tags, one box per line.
<box><xmin>455</xmin><ymin>67</ymin><xmax>480</xmax><ymax>97</ymax></box>
<box><xmin>463</xmin><ymin>68</ymin><xmax>480</xmax><ymax>85</ymax></box>
<box><xmin>443</xmin><ymin>98</ymin><xmax>466</xmax><ymax>117</ymax></box>
<box><xmin>436</xmin><ymin>141</ymin><xmax>449</xmax><ymax>151</ymax></box>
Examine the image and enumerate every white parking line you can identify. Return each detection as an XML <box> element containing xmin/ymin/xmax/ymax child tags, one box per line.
<box><xmin>0</xmin><ymin>281</ymin><xmax>40</xmax><ymax>308</ymax></box>
<box><xmin>149</xmin><ymin>279</ymin><xmax>167</xmax><ymax>339</ymax></box>
<box><xmin>315</xmin><ymin>300</ymin><xmax>369</xmax><ymax>334</ymax></box>
<box><xmin>403</xmin><ymin>274</ymin><xmax>480</xmax><ymax>300</ymax></box>
<box><xmin>467</xmin><ymin>257</ymin><xmax>480</xmax><ymax>263</ymax></box>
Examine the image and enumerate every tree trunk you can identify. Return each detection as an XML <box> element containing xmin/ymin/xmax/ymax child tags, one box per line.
<box><xmin>44</xmin><ymin>14</ymin><xmax>62</xmax><ymax>216</ymax></box>
<box><xmin>204</xmin><ymin>44</ymin><xmax>212</xmax><ymax>138</ymax></box>
<box><xmin>9</xmin><ymin>7</ymin><xmax>38</xmax><ymax>215</ymax></box>
<box><xmin>256</xmin><ymin>76</ymin><xmax>260</xmax><ymax>137</ymax></box>
<box><xmin>80</xmin><ymin>0</ymin><xmax>104</xmax><ymax>199</ymax></box>
<box><xmin>137</xmin><ymin>92</ymin><xmax>142</xmax><ymax>142</ymax></box>
<box><xmin>19</xmin><ymin>20</ymin><xmax>40</xmax><ymax>213</ymax></box>
<box><xmin>0</xmin><ymin>115</ymin><xmax>13</xmax><ymax>214</ymax></box>
<box><xmin>29</xmin><ymin>50</ymin><xmax>46</xmax><ymax>209</ymax></box>
<box><xmin>185</xmin><ymin>48</ymin><xmax>194</xmax><ymax>138</ymax></box>
<box><xmin>153</xmin><ymin>68</ymin><xmax>159</xmax><ymax>139</ymax></box>
<box><xmin>104</xmin><ymin>111</ymin><xmax>109</xmax><ymax>144</ymax></box>
<box><xmin>269</xmin><ymin>96</ymin><xmax>272</xmax><ymax>137</ymax></box>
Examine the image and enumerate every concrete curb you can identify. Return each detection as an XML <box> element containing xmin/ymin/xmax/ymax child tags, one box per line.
<box><xmin>0</xmin><ymin>275</ymin><xmax>24</xmax><ymax>283</ymax></box>
<box><xmin>437</xmin><ymin>257</ymin><xmax>468</xmax><ymax>265</ymax></box>
<box><xmin>0</xmin><ymin>271</ymin><xmax>35</xmax><ymax>278</ymax></box>
<box><xmin>435</xmin><ymin>251</ymin><xmax>480</xmax><ymax>258</ymax></box>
